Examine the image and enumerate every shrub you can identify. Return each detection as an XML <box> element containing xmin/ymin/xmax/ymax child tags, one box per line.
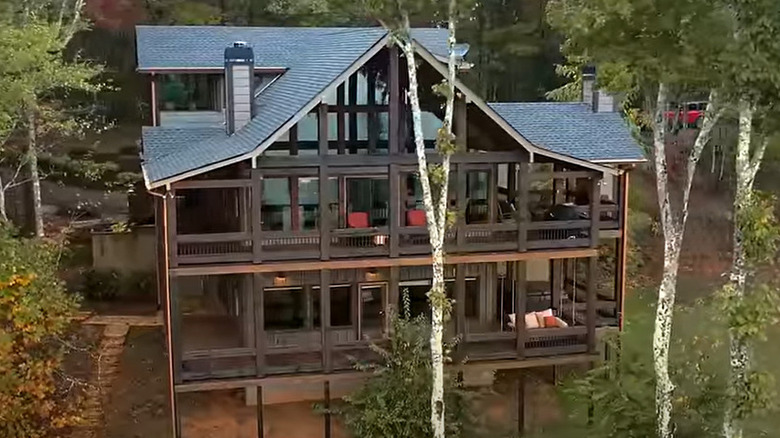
<box><xmin>331</xmin><ymin>297</ymin><xmax>480</xmax><ymax>438</ymax></box>
<box><xmin>0</xmin><ymin>224</ymin><xmax>80</xmax><ymax>437</ymax></box>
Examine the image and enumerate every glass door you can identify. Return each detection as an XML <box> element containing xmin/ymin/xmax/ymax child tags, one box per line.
<box><xmin>359</xmin><ymin>283</ymin><xmax>387</xmax><ymax>339</ymax></box>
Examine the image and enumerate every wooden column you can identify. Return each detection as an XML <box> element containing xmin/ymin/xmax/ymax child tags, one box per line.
<box><xmin>337</xmin><ymin>84</ymin><xmax>346</xmax><ymax>154</ymax></box>
<box><xmin>169</xmin><ymin>275</ymin><xmax>182</xmax><ymax>384</ymax></box>
<box><xmin>517</xmin><ymin>162</ymin><xmax>529</xmax><ymax>252</ymax></box>
<box><xmin>319</xmin><ymin>104</ymin><xmax>331</xmax><ymax>260</ymax></box>
<box><xmin>389</xmin><ymin>164</ymin><xmax>400</xmax><ymax>257</ymax></box>
<box><xmin>348</xmin><ymin>75</ymin><xmax>358</xmax><ymax>154</ymax></box>
<box><xmin>254</xmin><ymin>273</ymin><xmax>266</xmax><ymax>376</ymax></box>
<box><xmin>456</xmin><ymin>164</ymin><xmax>467</xmax><ymax>249</ymax></box>
<box><xmin>289</xmin><ymin>124</ymin><xmax>299</xmax><ymax>156</ymax></box>
<box><xmin>515</xmin><ymin>260</ymin><xmax>526</xmax><ymax>358</ymax></box>
<box><xmin>551</xmin><ymin>259</ymin><xmax>563</xmax><ymax>312</ymax></box>
<box><xmin>618</xmin><ymin>172</ymin><xmax>630</xmax><ymax>330</ymax></box>
<box><xmin>290</xmin><ymin>176</ymin><xmax>300</xmax><ymax>231</ymax></box>
<box><xmin>587</xmin><ymin>257</ymin><xmax>597</xmax><ymax>353</ymax></box>
<box><xmin>507</xmin><ymin>163</ymin><xmax>517</xmax><ymax>205</ymax></box>
<box><xmin>388</xmin><ymin>46</ymin><xmax>400</xmax><ymax>155</ymax></box>
<box><xmin>455</xmin><ymin>98</ymin><xmax>467</xmax><ymax>150</ymax></box>
<box><xmin>252</xmin><ymin>169</ymin><xmax>263</xmax><ymax>263</ymax></box>
<box><xmin>165</xmin><ymin>191</ymin><xmax>178</xmax><ymax>268</ymax></box>
<box><xmin>256</xmin><ymin>386</ymin><xmax>265</xmax><ymax>438</ymax></box>
<box><xmin>321</xmin><ymin>269</ymin><xmax>332</xmax><ymax>371</ymax></box>
<box><xmin>590</xmin><ymin>174</ymin><xmax>602</xmax><ymax>248</ymax></box>
<box><xmin>488</xmin><ymin>164</ymin><xmax>498</xmax><ymax>224</ymax></box>
<box><xmin>367</xmin><ymin>71</ymin><xmax>378</xmax><ymax>154</ymax></box>
<box><xmin>324</xmin><ymin>381</ymin><xmax>332</xmax><ymax>438</ymax></box>
<box><xmin>455</xmin><ymin>263</ymin><xmax>466</xmax><ymax>347</ymax></box>
<box><xmin>516</xmin><ymin>371</ymin><xmax>526</xmax><ymax>436</ymax></box>
<box><xmin>389</xmin><ymin>266</ymin><xmax>400</xmax><ymax>331</ymax></box>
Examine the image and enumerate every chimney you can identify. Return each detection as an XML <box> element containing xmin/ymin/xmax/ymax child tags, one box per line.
<box><xmin>582</xmin><ymin>65</ymin><xmax>596</xmax><ymax>107</ymax></box>
<box><xmin>224</xmin><ymin>41</ymin><xmax>255</xmax><ymax>134</ymax></box>
<box><xmin>582</xmin><ymin>65</ymin><xmax>618</xmax><ymax>112</ymax></box>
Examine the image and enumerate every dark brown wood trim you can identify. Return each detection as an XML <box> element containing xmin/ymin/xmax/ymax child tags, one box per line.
<box><xmin>587</xmin><ymin>257</ymin><xmax>597</xmax><ymax>353</ymax></box>
<box><xmin>324</xmin><ymin>381</ymin><xmax>332</xmax><ymax>438</ymax></box>
<box><xmin>388</xmin><ymin>46</ymin><xmax>400</xmax><ymax>155</ymax></box>
<box><xmin>337</xmin><ymin>84</ymin><xmax>346</xmax><ymax>154</ymax></box>
<box><xmin>456</xmin><ymin>163</ymin><xmax>466</xmax><ymax>249</ymax></box>
<box><xmin>165</xmin><ymin>191</ymin><xmax>179</xmax><ymax>267</ymax></box>
<box><xmin>529</xmin><ymin>171</ymin><xmax>600</xmax><ymax>181</ymax></box>
<box><xmin>455</xmin><ymin>98</ymin><xmax>467</xmax><ymax>151</ymax></box>
<box><xmin>488</xmin><ymin>164</ymin><xmax>498</xmax><ymax>224</ymax></box>
<box><xmin>289</xmin><ymin>124</ymin><xmax>299</xmax><ymax>156</ymax></box>
<box><xmin>321</xmin><ymin>269</ymin><xmax>332</xmax><ymax>372</ymax></box>
<box><xmin>389</xmin><ymin>266</ymin><xmax>399</xmax><ymax>328</ymax></box>
<box><xmin>551</xmin><ymin>259</ymin><xmax>562</xmax><ymax>314</ymax></box>
<box><xmin>172</xmin><ymin>179</ymin><xmax>252</xmax><ymax>189</ymax></box>
<box><xmin>160</xmin><ymin>189</ymin><xmax>179</xmax><ymax>438</ymax></box>
<box><xmin>367</xmin><ymin>70</ymin><xmax>377</xmax><ymax>155</ymax></box>
<box><xmin>170</xmin><ymin>276</ymin><xmax>182</xmax><ymax>384</ymax></box>
<box><xmin>348</xmin><ymin>75</ymin><xmax>358</xmax><ymax>154</ymax></box>
<box><xmin>517</xmin><ymin>162</ymin><xmax>529</xmax><ymax>252</ymax></box>
<box><xmin>389</xmin><ymin>164</ymin><xmax>400</xmax><ymax>257</ymax></box>
<box><xmin>319</xmin><ymin>103</ymin><xmax>331</xmax><ymax>260</ymax></box>
<box><xmin>517</xmin><ymin>371</ymin><xmax>526</xmax><ymax>435</ymax></box>
<box><xmin>516</xmin><ymin>260</ymin><xmax>526</xmax><ymax>358</ymax></box>
<box><xmin>318</xmin><ymin>104</ymin><xmax>329</xmax><ymax>156</ymax></box>
<box><xmin>252</xmin><ymin>169</ymin><xmax>263</xmax><ymax>263</ymax></box>
<box><xmin>256</xmin><ymin>151</ymin><xmax>525</xmax><ymax>168</ymax></box>
<box><xmin>257</xmin><ymin>386</ymin><xmax>264</xmax><ymax>438</ymax></box>
<box><xmin>590</xmin><ymin>175</ymin><xmax>602</xmax><ymax>248</ymax></box>
<box><xmin>170</xmin><ymin>248</ymin><xmax>599</xmax><ymax>277</ymax></box>
<box><xmin>618</xmin><ymin>172</ymin><xmax>629</xmax><ymax>330</ymax></box>
<box><xmin>254</xmin><ymin>273</ymin><xmax>266</xmax><ymax>376</ymax></box>
<box><xmin>290</xmin><ymin>176</ymin><xmax>300</xmax><ymax>231</ymax></box>
<box><xmin>174</xmin><ymin>353</ymin><xmax>600</xmax><ymax>393</ymax></box>
<box><xmin>455</xmin><ymin>263</ymin><xmax>466</xmax><ymax>351</ymax></box>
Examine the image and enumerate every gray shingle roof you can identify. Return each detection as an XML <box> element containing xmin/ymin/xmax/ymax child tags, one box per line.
<box><xmin>139</xmin><ymin>26</ymin><xmax>450</xmax><ymax>185</ymax></box>
<box><xmin>488</xmin><ymin>102</ymin><xmax>645</xmax><ymax>163</ymax></box>
<box><xmin>136</xmin><ymin>26</ymin><xmax>451</xmax><ymax>70</ymax></box>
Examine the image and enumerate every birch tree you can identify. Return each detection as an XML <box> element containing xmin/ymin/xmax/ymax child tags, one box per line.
<box><xmin>0</xmin><ymin>1</ymin><xmax>105</xmax><ymax>235</ymax></box>
<box><xmin>351</xmin><ymin>0</ymin><xmax>463</xmax><ymax>435</ymax></box>
<box><xmin>547</xmin><ymin>1</ymin><xmax>729</xmax><ymax>436</ymax></box>
<box><xmin>718</xmin><ymin>1</ymin><xmax>780</xmax><ymax>435</ymax></box>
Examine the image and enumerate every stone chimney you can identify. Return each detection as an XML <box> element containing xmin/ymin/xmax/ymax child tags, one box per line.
<box><xmin>224</xmin><ymin>41</ymin><xmax>255</xmax><ymax>134</ymax></box>
<box><xmin>582</xmin><ymin>65</ymin><xmax>595</xmax><ymax>107</ymax></box>
<box><xmin>582</xmin><ymin>65</ymin><xmax>618</xmax><ymax>112</ymax></box>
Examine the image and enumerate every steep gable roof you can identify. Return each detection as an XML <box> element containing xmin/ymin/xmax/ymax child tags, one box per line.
<box><xmin>138</xmin><ymin>26</ymin><xmax>451</xmax><ymax>187</ymax></box>
<box><xmin>488</xmin><ymin>102</ymin><xmax>645</xmax><ymax>163</ymax></box>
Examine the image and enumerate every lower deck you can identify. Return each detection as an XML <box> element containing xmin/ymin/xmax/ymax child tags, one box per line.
<box><xmin>168</xmin><ymin>249</ymin><xmax>620</xmax><ymax>383</ymax></box>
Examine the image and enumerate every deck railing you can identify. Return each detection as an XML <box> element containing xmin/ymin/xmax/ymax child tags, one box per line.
<box><xmin>167</xmin><ymin>165</ymin><xmax>623</xmax><ymax>265</ymax></box>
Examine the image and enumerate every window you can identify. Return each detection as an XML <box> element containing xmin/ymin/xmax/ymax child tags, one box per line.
<box><xmin>466</xmin><ymin>171</ymin><xmax>489</xmax><ymax>224</ymax></box>
<box><xmin>361</xmin><ymin>284</ymin><xmax>386</xmax><ymax>338</ymax></box>
<box><xmin>159</xmin><ymin>74</ymin><xmax>221</xmax><ymax>111</ymax></box>
<box><xmin>345</xmin><ymin>177</ymin><xmax>389</xmax><ymax>227</ymax></box>
<box><xmin>330</xmin><ymin>285</ymin><xmax>353</xmax><ymax>327</ymax></box>
<box><xmin>261</xmin><ymin>178</ymin><xmax>291</xmax><ymax>231</ymax></box>
<box><xmin>264</xmin><ymin>287</ymin><xmax>319</xmax><ymax>330</ymax></box>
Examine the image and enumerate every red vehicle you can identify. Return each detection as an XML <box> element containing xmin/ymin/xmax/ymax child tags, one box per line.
<box><xmin>664</xmin><ymin>101</ymin><xmax>707</xmax><ymax>128</ymax></box>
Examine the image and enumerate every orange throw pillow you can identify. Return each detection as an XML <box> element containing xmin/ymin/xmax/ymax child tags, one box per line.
<box><xmin>544</xmin><ymin>316</ymin><xmax>558</xmax><ymax>328</ymax></box>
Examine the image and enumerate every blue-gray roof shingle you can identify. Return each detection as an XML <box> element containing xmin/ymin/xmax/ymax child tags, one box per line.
<box><xmin>488</xmin><ymin>102</ymin><xmax>645</xmax><ymax>163</ymax></box>
<box><xmin>138</xmin><ymin>26</ymin><xmax>451</xmax><ymax>184</ymax></box>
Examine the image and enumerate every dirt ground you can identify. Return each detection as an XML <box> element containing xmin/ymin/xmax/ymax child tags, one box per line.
<box><xmin>104</xmin><ymin>327</ymin><xmax>171</xmax><ymax>438</ymax></box>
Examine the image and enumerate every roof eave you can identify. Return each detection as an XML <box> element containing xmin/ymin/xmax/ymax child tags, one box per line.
<box><xmin>411</xmin><ymin>42</ymin><xmax>621</xmax><ymax>177</ymax></box>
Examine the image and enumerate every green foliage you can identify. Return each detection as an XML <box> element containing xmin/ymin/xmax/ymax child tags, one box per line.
<box><xmin>0</xmin><ymin>223</ymin><xmax>80</xmax><ymax>437</ymax></box>
<box><xmin>717</xmin><ymin>283</ymin><xmax>780</xmax><ymax>344</ymax></box>
<box><xmin>333</xmin><ymin>298</ymin><xmax>474</xmax><ymax>438</ymax></box>
<box><xmin>738</xmin><ymin>190</ymin><xmax>780</xmax><ymax>265</ymax></box>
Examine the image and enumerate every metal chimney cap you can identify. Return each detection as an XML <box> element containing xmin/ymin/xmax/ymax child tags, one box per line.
<box><xmin>582</xmin><ymin>65</ymin><xmax>597</xmax><ymax>78</ymax></box>
<box><xmin>233</xmin><ymin>41</ymin><xmax>249</xmax><ymax>48</ymax></box>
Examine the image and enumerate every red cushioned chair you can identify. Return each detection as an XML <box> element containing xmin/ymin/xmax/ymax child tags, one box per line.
<box><xmin>347</xmin><ymin>212</ymin><xmax>370</xmax><ymax>228</ymax></box>
<box><xmin>406</xmin><ymin>209</ymin><xmax>426</xmax><ymax>227</ymax></box>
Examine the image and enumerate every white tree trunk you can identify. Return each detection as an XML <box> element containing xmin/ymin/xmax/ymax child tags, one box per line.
<box><xmin>0</xmin><ymin>174</ymin><xmax>6</xmax><ymax>222</ymax></box>
<box><xmin>652</xmin><ymin>86</ymin><xmax>721</xmax><ymax>438</ymax></box>
<box><xmin>399</xmin><ymin>3</ymin><xmax>457</xmax><ymax>434</ymax></box>
<box><xmin>723</xmin><ymin>99</ymin><xmax>766</xmax><ymax>438</ymax></box>
<box><xmin>27</xmin><ymin>110</ymin><xmax>44</xmax><ymax>237</ymax></box>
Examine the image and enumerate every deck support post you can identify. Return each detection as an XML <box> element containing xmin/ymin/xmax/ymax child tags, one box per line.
<box><xmin>517</xmin><ymin>162</ymin><xmax>529</xmax><ymax>251</ymax></box>
<box><xmin>256</xmin><ymin>386</ymin><xmax>264</xmax><ymax>438</ymax></box>
<box><xmin>319</xmin><ymin>103</ymin><xmax>330</xmax><ymax>260</ymax></box>
<box><xmin>515</xmin><ymin>260</ymin><xmax>526</xmax><ymax>358</ymax></box>
<box><xmin>324</xmin><ymin>381</ymin><xmax>332</xmax><ymax>438</ymax></box>
<box><xmin>587</xmin><ymin>257</ymin><xmax>597</xmax><ymax>353</ymax></box>
<box><xmin>321</xmin><ymin>269</ymin><xmax>332</xmax><ymax>371</ymax></box>
<box><xmin>516</xmin><ymin>370</ymin><xmax>526</xmax><ymax>436</ymax></box>
<box><xmin>251</xmin><ymin>169</ymin><xmax>263</xmax><ymax>263</ymax></box>
<box><xmin>254</xmin><ymin>273</ymin><xmax>266</xmax><ymax>376</ymax></box>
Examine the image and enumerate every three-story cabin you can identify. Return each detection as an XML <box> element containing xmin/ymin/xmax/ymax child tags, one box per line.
<box><xmin>137</xmin><ymin>26</ymin><xmax>644</xmax><ymax>437</ymax></box>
